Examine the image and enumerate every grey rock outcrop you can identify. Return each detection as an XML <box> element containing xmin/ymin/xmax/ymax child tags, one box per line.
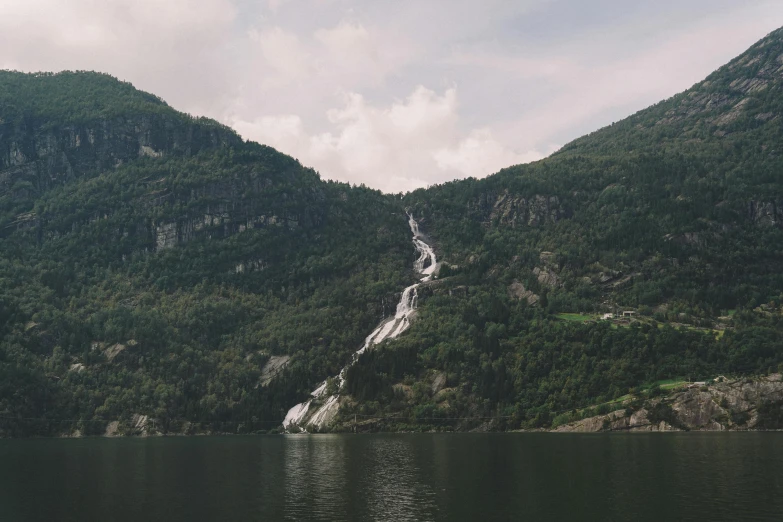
<box><xmin>533</xmin><ymin>266</ymin><xmax>561</xmax><ymax>288</ymax></box>
<box><xmin>748</xmin><ymin>200</ymin><xmax>783</xmax><ymax>227</ymax></box>
<box><xmin>508</xmin><ymin>281</ymin><xmax>539</xmax><ymax>305</ymax></box>
<box><xmin>1</xmin><ymin>110</ymin><xmax>327</xmax><ymax>253</ymax></box>
<box><xmin>555</xmin><ymin>374</ymin><xmax>783</xmax><ymax>432</ymax></box>
<box><xmin>466</xmin><ymin>190</ymin><xmax>570</xmax><ymax>228</ymax></box>
<box><xmin>431</xmin><ymin>372</ymin><xmax>447</xmax><ymax>395</ymax></box>
<box><xmin>490</xmin><ymin>192</ymin><xmax>567</xmax><ymax>227</ymax></box>
<box><xmin>0</xmin><ymin>113</ymin><xmax>240</xmax><ymax>210</ymax></box>
<box><xmin>259</xmin><ymin>355</ymin><xmax>291</xmax><ymax>387</ymax></box>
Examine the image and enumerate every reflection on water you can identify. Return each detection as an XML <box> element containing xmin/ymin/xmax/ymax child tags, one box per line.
<box><xmin>361</xmin><ymin>437</ymin><xmax>437</xmax><ymax>521</ymax></box>
<box><xmin>0</xmin><ymin>433</ymin><xmax>782</xmax><ymax>522</ymax></box>
<box><xmin>283</xmin><ymin>435</ymin><xmax>350</xmax><ymax>520</ymax></box>
<box><xmin>281</xmin><ymin>435</ymin><xmax>438</xmax><ymax>521</ymax></box>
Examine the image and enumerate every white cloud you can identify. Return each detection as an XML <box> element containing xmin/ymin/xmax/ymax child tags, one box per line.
<box><xmin>2</xmin><ymin>0</ymin><xmax>783</xmax><ymax>192</ymax></box>
<box><xmin>267</xmin><ymin>0</ymin><xmax>291</xmax><ymax>12</ymax></box>
<box><xmin>315</xmin><ymin>21</ymin><xmax>370</xmax><ymax>51</ymax></box>
<box><xmin>490</xmin><ymin>8</ymin><xmax>783</xmax><ymax>148</ymax></box>
<box><xmin>233</xmin><ymin>114</ymin><xmax>305</xmax><ymax>152</ymax></box>
<box><xmin>232</xmin><ymin>86</ymin><xmax>543</xmax><ymax>193</ymax></box>
<box><xmin>434</xmin><ymin>129</ymin><xmax>546</xmax><ymax>178</ymax></box>
<box><xmin>249</xmin><ymin>27</ymin><xmax>310</xmax><ymax>83</ymax></box>
<box><xmin>0</xmin><ymin>0</ymin><xmax>238</xmax><ymax>116</ymax></box>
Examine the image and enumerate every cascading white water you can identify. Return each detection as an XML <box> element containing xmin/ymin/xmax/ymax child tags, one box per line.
<box><xmin>282</xmin><ymin>213</ymin><xmax>437</xmax><ymax>431</ymax></box>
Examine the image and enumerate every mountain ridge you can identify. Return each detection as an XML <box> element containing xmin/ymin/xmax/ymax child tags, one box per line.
<box><xmin>0</xmin><ymin>69</ymin><xmax>416</xmax><ymax>437</ymax></box>
<box><xmin>340</xmin><ymin>27</ymin><xmax>783</xmax><ymax>431</ymax></box>
<box><xmin>3</xmin><ymin>27</ymin><xmax>783</xmax><ymax>436</ymax></box>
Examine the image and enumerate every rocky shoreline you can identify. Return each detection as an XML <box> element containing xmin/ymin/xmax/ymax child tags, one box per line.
<box><xmin>30</xmin><ymin>374</ymin><xmax>783</xmax><ymax>438</ymax></box>
<box><xmin>555</xmin><ymin>374</ymin><xmax>783</xmax><ymax>432</ymax></box>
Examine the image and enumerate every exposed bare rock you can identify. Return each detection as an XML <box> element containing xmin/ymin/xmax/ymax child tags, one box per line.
<box><xmin>104</xmin><ymin>421</ymin><xmax>120</xmax><ymax>437</ymax></box>
<box><xmin>1</xmin><ymin>112</ymin><xmax>325</xmax><ymax>253</ymax></box>
<box><xmin>710</xmin><ymin>374</ymin><xmax>783</xmax><ymax>420</ymax></box>
<box><xmin>155</xmin><ymin>222</ymin><xmax>178</xmax><ymax>250</ymax></box>
<box><xmin>259</xmin><ymin>355</ymin><xmax>291</xmax><ymax>386</ymax></box>
<box><xmin>656</xmin><ymin>92</ymin><xmax>733</xmax><ymax>126</ymax></box>
<box><xmin>748</xmin><ymin>200</ymin><xmax>783</xmax><ymax>226</ymax></box>
<box><xmin>69</xmin><ymin>363</ymin><xmax>85</xmax><ymax>373</ymax></box>
<box><xmin>671</xmin><ymin>390</ymin><xmax>727</xmax><ymax>429</ymax></box>
<box><xmin>151</xmin><ymin>211</ymin><xmax>301</xmax><ymax>252</ymax></box>
<box><xmin>554</xmin><ymin>410</ymin><xmax>626</xmax><ymax>432</ymax></box>
<box><xmin>0</xmin><ymin>114</ymin><xmax>239</xmax><ymax>204</ymax></box>
<box><xmin>712</xmin><ymin>97</ymin><xmax>751</xmax><ymax>126</ymax></box>
<box><xmin>629</xmin><ymin>408</ymin><xmax>650</xmax><ymax>427</ymax></box>
<box><xmin>431</xmin><ymin>372</ymin><xmax>447</xmax><ymax>395</ymax></box>
<box><xmin>129</xmin><ymin>414</ymin><xmax>154</xmax><ymax>436</ymax></box>
<box><xmin>477</xmin><ymin>190</ymin><xmax>568</xmax><ymax>227</ymax></box>
<box><xmin>533</xmin><ymin>267</ymin><xmax>561</xmax><ymax>288</ymax></box>
<box><xmin>508</xmin><ymin>281</ymin><xmax>539</xmax><ymax>305</ymax></box>
<box><xmin>595</xmin><ymin>270</ymin><xmax>619</xmax><ymax>284</ymax></box>
<box><xmin>104</xmin><ymin>343</ymin><xmax>127</xmax><ymax>361</ymax></box>
<box><xmin>554</xmin><ymin>374</ymin><xmax>783</xmax><ymax>432</ymax></box>
<box><xmin>235</xmin><ymin>258</ymin><xmax>268</xmax><ymax>274</ymax></box>
<box><xmin>139</xmin><ymin>145</ymin><xmax>163</xmax><ymax>158</ymax></box>
<box><xmin>554</xmin><ymin>408</ymin><xmax>675</xmax><ymax>432</ymax></box>
<box><xmin>5</xmin><ymin>212</ymin><xmax>38</xmax><ymax>233</ymax></box>
<box><xmin>729</xmin><ymin>78</ymin><xmax>769</xmax><ymax>95</ymax></box>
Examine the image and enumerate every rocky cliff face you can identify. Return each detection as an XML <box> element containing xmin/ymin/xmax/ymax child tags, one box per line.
<box><xmin>0</xmin><ymin>111</ymin><xmax>330</xmax><ymax>252</ymax></box>
<box><xmin>466</xmin><ymin>190</ymin><xmax>570</xmax><ymax>228</ymax></box>
<box><xmin>748</xmin><ymin>200</ymin><xmax>783</xmax><ymax>227</ymax></box>
<box><xmin>489</xmin><ymin>192</ymin><xmax>567</xmax><ymax>227</ymax></box>
<box><xmin>147</xmin><ymin>182</ymin><xmax>325</xmax><ymax>252</ymax></box>
<box><xmin>0</xmin><ymin>113</ymin><xmax>240</xmax><ymax>201</ymax></box>
<box><xmin>555</xmin><ymin>374</ymin><xmax>783</xmax><ymax>432</ymax></box>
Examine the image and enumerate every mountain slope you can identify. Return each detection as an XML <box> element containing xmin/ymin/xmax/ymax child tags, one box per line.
<box><xmin>0</xmin><ymin>71</ymin><xmax>414</xmax><ymax>436</ymax></box>
<box><xmin>5</xmin><ymin>27</ymin><xmax>783</xmax><ymax>436</ymax></box>
<box><xmin>563</xmin><ymin>28</ymin><xmax>783</xmax><ymax>158</ymax></box>
<box><xmin>333</xmin><ymin>28</ymin><xmax>783</xmax><ymax>431</ymax></box>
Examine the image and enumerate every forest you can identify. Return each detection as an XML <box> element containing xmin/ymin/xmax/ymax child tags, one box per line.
<box><xmin>3</xmin><ymin>27</ymin><xmax>783</xmax><ymax>436</ymax></box>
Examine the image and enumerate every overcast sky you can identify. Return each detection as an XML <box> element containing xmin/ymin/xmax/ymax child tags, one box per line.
<box><xmin>2</xmin><ymin>1</ymin><xmax>783</xmax><ymax>192</ymax></box>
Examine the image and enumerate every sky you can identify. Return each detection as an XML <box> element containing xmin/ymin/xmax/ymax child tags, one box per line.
<box><xmin>2</xmin><ymin>1</ymin><xmax>783</xmax><ymax>193</ymax></box>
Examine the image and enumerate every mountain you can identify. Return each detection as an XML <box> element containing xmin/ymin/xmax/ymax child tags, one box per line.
<box><xmin>0</xmin><ymin>71</ymin><xmax>414</xmax><ymax>436</ymax></box>
<box><xmin>338</xmin><ymin>28</ymin><xmax>783</xmax><ymax>431</ymax></box>
<box><xmin>3</xmin><ymin>28</ymin><xmax>783</xmax><ymax>436</ymax></box>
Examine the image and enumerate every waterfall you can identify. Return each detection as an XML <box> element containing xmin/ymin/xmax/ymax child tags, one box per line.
<box><xmin>282</xmin><ymin>213</ymin><xmax>437</xmax><ymax>431</ymax></box>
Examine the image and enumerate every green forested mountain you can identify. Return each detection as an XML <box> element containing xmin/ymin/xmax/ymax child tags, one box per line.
<box><xmin>340</xmin><ymin>28</ymin><xmax>783</xmax><ymax>430</ymax></box>
<box><xmin>3</xmin><ymin>28</ymin><xmax>783</xmax><ymax>436</ymax></box>
<box><xmin>0</xmin><ymin>71</ymin><xmax>413</xmax><ymax>436</ymax></box>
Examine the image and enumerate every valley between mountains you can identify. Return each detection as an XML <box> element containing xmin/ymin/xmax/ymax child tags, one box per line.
<box><xmin>3</xmin><ymin>27</ymin><xmax>783</xmax><ymax>436</ymax></box>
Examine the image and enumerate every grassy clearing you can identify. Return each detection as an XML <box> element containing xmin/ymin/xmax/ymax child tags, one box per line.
<box><xmin>587</xmin><ymin>379</ymin><xmax>688</xmax><ymax>411</ymax></box>
<box><xmin>555</xmin><ymin>313</ymin><xmax>595</xmax><ymax>322</ymax></box>
<box><xmin>676</xmin><ymin>324</ymin><xmax>725</xmax><ymax>339</ymax></box>
<box><xmin>654</xmin><ymin>379</ymin><xmax>687</xmax><ymax>391</ymax></box>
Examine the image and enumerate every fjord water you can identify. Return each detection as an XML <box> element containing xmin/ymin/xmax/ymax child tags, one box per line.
<box><xmin>1</xmin><ymin>434</ymin><xmax>781</xmax><ymax>522</ymax></box>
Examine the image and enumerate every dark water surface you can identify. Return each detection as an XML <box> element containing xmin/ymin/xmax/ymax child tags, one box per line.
<box><xmin>0</xmin><ymin>433</ymin><xmax>781</xmax><ymax>521</ymax></box>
